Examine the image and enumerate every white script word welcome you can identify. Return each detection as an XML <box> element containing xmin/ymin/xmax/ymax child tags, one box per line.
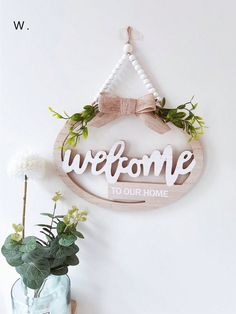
<box><xmin>62</xmin><ymin>141</ymin><xmax>196</xmax><ymax>186</ymax></box>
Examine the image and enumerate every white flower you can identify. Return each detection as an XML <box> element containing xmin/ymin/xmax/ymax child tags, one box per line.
<box><xmin>7</xmin><ymin>150</ymin><xmax>46</xmax><ymax>180</ymax></box>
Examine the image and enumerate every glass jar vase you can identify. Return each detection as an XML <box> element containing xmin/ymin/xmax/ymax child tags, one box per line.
<box><xmin>11</xmin><ymin>275</ymin><xmax>71</xmax><ymax>314</ymax></box>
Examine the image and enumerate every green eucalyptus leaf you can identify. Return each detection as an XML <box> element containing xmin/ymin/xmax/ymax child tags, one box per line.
<box><xmin>51</xmin><ymin>266</ymin><xmax>68</xmax><ymax>276</ymax></box>
<box><xmin>1</xmin><ymin>245</ymin><xmax>23</xmax><ymax>267</ymax></box>
<box><xmin>16</xmin><ymin>258</ymin><xmax>50</xmax><ymax>289</ymax></box>
<box><xmin>54</xmin><ymin>243</ymin><xmax>79</xmax><ymax>259</ymax></box>
<box><xmin>19</xmin><ymin>236</ymin><xmax>37</xmax><ymax>253</ymax></box>
<box><xmin>50</xmin><ymin>257</ymin><xmax>66</xmax><ymax>269</ymax></box>
<box><xmin>65</xmin><ymin>255</ymin><xmax>79</xmax><ymax>266</ymax></box>
<box><xmin>71</xmin><ymin>230</ymin><xmax>84</xmax><ymax>239</ymax></box>
<box><xmin>59</xmin><ymin>234</ymin><xmax>77</xmax><ymax>247</ymax></box>
<box><xmin>4</xmin><ymin>235</ymin><xmax>21</xmax><ymax>249</ymax></box>
<box><xmin>50</xmin><ymin>236</ymin><xmax>79</xmax><ymax>259</ymax></box>
<box><xmin>22</xmin><ymin>245</ymin><xmax>50</xmax><ymax>262</ymax></box>
<box><xmin>57</xmin><ymin>221</ymin><xmax>66</xmax><ymax>235</ymax></box>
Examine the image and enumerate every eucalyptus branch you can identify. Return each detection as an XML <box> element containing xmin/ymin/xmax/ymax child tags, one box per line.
<box><xmin>2</xmin><ymin>191</ymin><xmax>87</xmax><ymax>290</ymax></box>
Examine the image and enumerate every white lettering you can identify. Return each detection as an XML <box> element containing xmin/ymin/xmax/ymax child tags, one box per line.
<box><xmin>62</xmin><ymin>141</ymin><xmax>196</xmax><ymax>186</ymax></box>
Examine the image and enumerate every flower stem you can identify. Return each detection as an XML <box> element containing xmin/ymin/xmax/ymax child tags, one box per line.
<box><xmin>49</xmin><ymin>202</ymin><xmax>57</xmax><ymax>232</ymax></box>
<box><xmin>22</xmin><ymin>174</ymin><xmax>28</xmax><ymax>238</ymax></box>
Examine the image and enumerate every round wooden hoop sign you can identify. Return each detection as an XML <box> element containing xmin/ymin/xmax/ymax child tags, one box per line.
<box><xmin>53</xmin><ymin>27</ymin><xmax>205</xmax><ymax>209</ymax></box>
<box><xmin>54</xmin><ymin>120</ymin><xmax>204</xmax><ymax>209</ymax></box>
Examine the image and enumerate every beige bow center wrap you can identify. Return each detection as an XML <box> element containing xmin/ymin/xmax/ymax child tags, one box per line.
<box><xmin>89</xmin><ymin>93</ymin><xmax>170</xmax><ymax>134</ymax></box>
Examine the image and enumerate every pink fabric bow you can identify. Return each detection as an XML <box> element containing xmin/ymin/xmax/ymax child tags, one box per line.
<box><xmin>89</xmin><ymin>93</ymin><xmax>170</xmax><ymax>134</ymax></box>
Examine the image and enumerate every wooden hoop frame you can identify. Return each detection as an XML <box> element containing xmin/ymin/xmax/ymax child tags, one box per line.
<box><xmin>54</xmin><ymin>120</ymin><xmax>204</xmax><ymax>209</ymax></box>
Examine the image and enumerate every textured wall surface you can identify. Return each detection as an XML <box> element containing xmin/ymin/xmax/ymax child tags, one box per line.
<box><xmin>0</xmin><ymin>0</ymin><xmax>236</xmax><ymax>313</ymax></box>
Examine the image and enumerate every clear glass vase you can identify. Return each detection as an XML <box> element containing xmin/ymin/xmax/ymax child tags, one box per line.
<box><xmin>11</xmin><ymin>275</ymin><xmax>71</xmax><ymax>314</ymax></box>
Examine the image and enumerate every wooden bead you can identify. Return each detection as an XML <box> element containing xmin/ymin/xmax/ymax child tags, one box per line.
<box><xmin>129</xmin><ymin>54</ymin><xmax>136</xmax><ymax>61</ymax></box>
<box><xmin>140</xmin><ymin>74</ymin><xmax>147</xmax><ymax>80</ymax></box>
<box><xmin>149</xmin><ymin>88</ymin><xmax>156</xmax><ymax>93</ymax></box>
<box><xmin>146</xmin><ymin>83</ymin><xmax>153</xmax><ymax>89</ymax></box>
<box><xmin>123</xmin><ymin>43</ymin><xmax>133</xmax><ymax>54</ymax></box>
<box><xmin>143</xmin><ymin>79</ymin><xmax>150</xmax><ymax>84</ymax></box>
<box><xmin>137</xmin><ymin>69</ymin><xmax>144</xmax><ymax>75</ymax></box>
<box><xmin>134</xmin><ymin>65</ymin><xmax>141</xmax><ymax>71</ymax></box>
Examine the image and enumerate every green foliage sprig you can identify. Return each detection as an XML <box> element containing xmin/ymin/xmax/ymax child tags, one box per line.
<box><xmin>156</xmin><ymin>97</ymin><xmax>206</xmax><ymax>140</ymax></box>
<box><xmin>49</xmin><ymin>104</ymin><xmax>98</xmax><ymax>147</ymax></box>
<box><xmin>1</xmin><ymin>192</ymin><xmax>88</xmax><ymax>290</ymax></box>
<box><xmin>50</xmin><ymin>97</ymin><xmax>206</xmax><ymax>144</ymax></box>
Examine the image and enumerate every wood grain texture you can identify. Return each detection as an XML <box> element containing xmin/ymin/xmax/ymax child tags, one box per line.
<box><xmin>71</xmin><ymin>300</ymin><xmax>77</xmax><ymax>314</ymax></box>
<box><xmin>54</xmin><ymin>121</ymin><xmax>204</xmax><ymax>209</ymax></box>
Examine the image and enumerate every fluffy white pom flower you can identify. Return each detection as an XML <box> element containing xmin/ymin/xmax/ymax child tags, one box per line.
<box><xmin>7</xmin><ymin>150</ymin><xmax>46</xmax><ymax>180</ymax></box>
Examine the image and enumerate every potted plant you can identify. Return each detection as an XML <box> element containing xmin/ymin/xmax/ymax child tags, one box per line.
<box><xmin>2</xmin><ymin>151</ymin><xmax>87</xmax><ymax>313</ymax></box>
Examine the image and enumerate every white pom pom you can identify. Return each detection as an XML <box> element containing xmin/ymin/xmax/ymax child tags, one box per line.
<box><xmin>7</xmin><ymin>150</ymin><xmax>46</xmax><ymax>180</ymax></box>
<box><xmin>123</xmin><ymin>43</ymin><xmax>133</xmax><ymax>54</ymax></box>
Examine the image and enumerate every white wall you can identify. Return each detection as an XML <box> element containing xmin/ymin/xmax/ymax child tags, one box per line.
<box><xmin>0</xmin><ymin>0</ymin><xmax>236</xmax><ymax>313</ymax></box>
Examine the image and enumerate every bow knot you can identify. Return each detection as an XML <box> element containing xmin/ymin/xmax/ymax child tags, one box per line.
<box><xmin>98</xmin><ymin>93</ymin><xmax>156</xmax><ymax>115</ymax></box>
<box><xmin>120</xmin><ymin>98</ymin><xmax>136</xmax><ymax>114</ymax></box>
<box><xmin>90</xmin><ymin>93</ymin><xmax>170</xmax><ymax>134</ymax></box>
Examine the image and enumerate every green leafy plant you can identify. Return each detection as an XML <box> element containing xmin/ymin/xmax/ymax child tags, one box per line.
<box><xmin>49</xmin><ymin>104</ymin><xmax>98</xmax><ymax>147</ymax></box>
<box><xmin>1</xmin><ymin>192</ymin><xmax>87</xmax><ymax>291</ymax></box>
<box><xmin>50</xmin><ymin>97</ymin><xmax>206</xmax><ymax>145</ymax></box>
<box><xmin>157</xmin><ymin>97</ymin><xmax>206</xmax><ymax>140</ymax></box>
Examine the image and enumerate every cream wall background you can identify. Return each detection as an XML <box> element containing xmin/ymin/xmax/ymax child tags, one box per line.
<box><xmin>0</xmin><ymin>0</ymin><xmax>236</xmax><ymax>313</ymax></box>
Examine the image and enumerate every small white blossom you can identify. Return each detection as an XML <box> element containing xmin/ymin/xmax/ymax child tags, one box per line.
<box><xmin>7</xmin><ymin>150</ymin><xmax>45</xmax><ymax>180</ymax></box>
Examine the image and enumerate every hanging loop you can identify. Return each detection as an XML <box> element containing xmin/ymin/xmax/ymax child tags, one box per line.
<box><xmin>95</xmin><ymin>26</ymin><xmax>161</xmax><ymax>102</ymax></box>
<box><xmin>126</xmin><ymin>26</ymin><xmax>132</xmax><ymax>44</ymax></box>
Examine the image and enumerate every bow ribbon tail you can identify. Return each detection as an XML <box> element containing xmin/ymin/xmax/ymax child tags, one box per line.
<box><xmin>89</xmin><ymin>112</ymin><xmax>120</xmax><ymax>128</ymax></box>
<box><xmin>138</xmin><ymin>112</ymin><xmax>170</xmax><ymax>134</ymax></box>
